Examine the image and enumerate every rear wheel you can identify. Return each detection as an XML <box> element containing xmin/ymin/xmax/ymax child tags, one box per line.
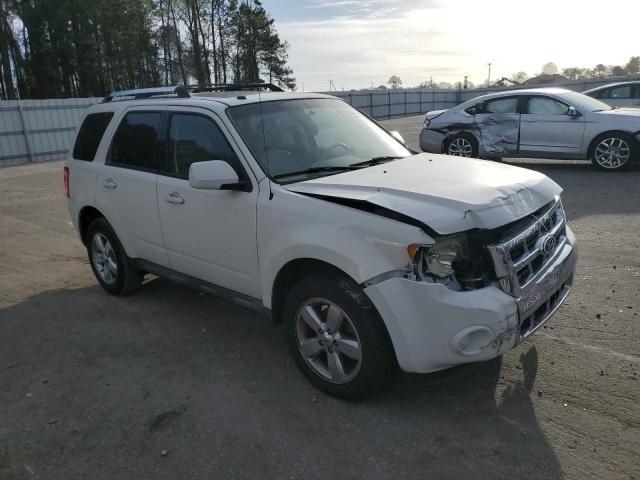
<box><xmin>87</xmin><ymin>218</ymin><xmax>143</xmax><ymax>295</ymax></box>
<box><xmin>446</xmin><ymin>133</ymin><xmax>478</xmax><ymax>158</ymax></box>
<box><xmin>284</xmin><ymin>272</ymin><xmax>397</xmax><ymax>399</ymax></box>
<box><xmin>591</xmin><ymin>133</ymin><xmax>636</xmax><ymax>171</ymax></box>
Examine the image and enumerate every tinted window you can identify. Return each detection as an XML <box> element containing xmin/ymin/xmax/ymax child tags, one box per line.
<box><xmin>167</xmin><ymin>114</ymin><xmax>240</xmax><ymax>178</ymax></box>
<box><xmin>484</xmin><ymin>97</ymin><xmax>518</xmax><ymax>114</ymax></box>
<box><xmin>110</xmin><ymin>112</ymin><xmax>163</xmax><ymax>170</ymax></box>
<box><xmin>527</xmin><ymin>97</ymin><xmax>569</xmax><ymax>115</ymax></box>
<box><xmin>72</xmin><ymin>112</ymin><xmax>113</xmax><ymax>161</ymax></box>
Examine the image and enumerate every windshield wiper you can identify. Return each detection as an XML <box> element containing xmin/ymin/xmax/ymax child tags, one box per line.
<box><xmin>272</xmin><ymin>165</ymin><xmax>358</xmax><ymax>180</ymax></box>
<box><xmin>349</xmin><ymin>156</ymin><xmax>406</xmax><ymax>168</ymax></box>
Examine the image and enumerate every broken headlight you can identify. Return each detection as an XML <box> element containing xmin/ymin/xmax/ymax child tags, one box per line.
<box><xmin>409</xmin><ymin>233</ymin><xmax>492</xmax><ymax>290</ymax></box>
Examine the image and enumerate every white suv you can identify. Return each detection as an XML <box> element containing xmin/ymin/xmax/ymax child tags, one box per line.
<box><xmin>65</xmin><ymin>85</ymin><xmax>577</xmax><ymax>399</ymax></box>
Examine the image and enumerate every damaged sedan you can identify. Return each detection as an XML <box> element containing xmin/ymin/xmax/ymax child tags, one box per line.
<box><xmin>67</xmin><ymin>87</ymin><xmax>577</xmax><ymax>399</ymax></box>
<box><xmin>420</xmin><ymin>87</ymin><xmax>640</xmax><ymax>171</ymax></box>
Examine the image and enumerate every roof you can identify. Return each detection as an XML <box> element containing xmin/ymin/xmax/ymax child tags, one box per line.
<box><xmin>583</xmin><ymin>81</ymin><xmax>640</xmax><ymax>93</ymax></box>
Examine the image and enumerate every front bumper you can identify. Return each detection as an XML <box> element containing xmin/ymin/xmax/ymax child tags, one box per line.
<box><xmin>364</xmin><ymin>227</ymin><xmax>576</xmax><ymax>374</ymax></box>
<box><xmin>419</xmin><ymin>128</ymin><xmax>446</xmax><ymax>153</ymax></box>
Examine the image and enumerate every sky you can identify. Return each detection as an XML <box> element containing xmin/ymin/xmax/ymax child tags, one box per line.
<box><xmin>264</xmin><ymin>0</ymin><xmax>639</xmax><ymax>91</ymax></box>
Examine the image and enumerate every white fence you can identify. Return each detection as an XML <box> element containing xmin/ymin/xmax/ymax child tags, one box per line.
<box><xmin>0</xmin><ymin>98</ymin><xmax>102</xmax><ymax>166</ymax></box>
<box><xmin>1</xmin><ymin>76</ymin><xmax>637</xmax><ymax>166</ymax></box>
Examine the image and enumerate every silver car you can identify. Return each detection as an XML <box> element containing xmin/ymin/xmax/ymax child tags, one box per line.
<box><xmin>419</xmin><ymin>88</ymin><xmax>640</xmax><ymax>171</ymax></box>
<box><xmin>584</xmin><ymin>81</ymin><xmax>640</xmax><ymax>109</ymax></box>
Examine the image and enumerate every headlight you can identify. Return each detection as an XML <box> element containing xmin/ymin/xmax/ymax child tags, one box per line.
<box><xmin>424</xmin><ymin>235</ymin><xmax>469</xmax><ymax>278</ymax></box>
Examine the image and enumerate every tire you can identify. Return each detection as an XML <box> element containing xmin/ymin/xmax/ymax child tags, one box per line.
<box><xmin>446</xmin><ymin>133</ymin><xmax>479</xmax><ymax>157</ymax></box>
<box><xmin>590</xmin><ymin>133</ymin><xmax>637</xmax><ymax>171</ymax></box>
<box><xmin>86</xmin><ymin>217</ymin><xmax>143</xmax><ymax>295</ymax></box>
<box><xmin>284</xmin><ymin>271</ymin><xmax>397</xmax><ymax>399</ymax></box>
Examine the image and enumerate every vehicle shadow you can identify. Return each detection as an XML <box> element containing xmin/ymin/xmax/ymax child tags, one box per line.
<box><xmin>0</xmin><ymin>279</ymin><xmax>561</xmax><ymax>480</ymax></box>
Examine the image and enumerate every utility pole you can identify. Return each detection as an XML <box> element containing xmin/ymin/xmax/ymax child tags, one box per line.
<box><xmin>487</xmin><ymin>63</ymin><xmax>492</xmax><ymax>87</ymax></box>
<box><xmin>464</xmin><ymin>75</ymin><xmax>468</xmax><ymax>89</ymax></box>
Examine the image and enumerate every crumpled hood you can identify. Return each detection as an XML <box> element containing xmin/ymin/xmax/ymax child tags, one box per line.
<box><xmin>284</xmin><ymin>154</ymin><xmax>562</xmax><ymax>235</ymax></box>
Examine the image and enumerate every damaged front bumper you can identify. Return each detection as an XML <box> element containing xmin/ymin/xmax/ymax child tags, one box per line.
<box><xmin>364</xmin><ymin>226</ymin><xmax>577</xmax><ymax>374</ymax></box>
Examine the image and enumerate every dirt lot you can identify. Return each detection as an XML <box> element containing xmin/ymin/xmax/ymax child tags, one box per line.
<box><xmin>1</xmin><ymin>116</ymin><xmax>639</xmax><ymax>480</ymax></box>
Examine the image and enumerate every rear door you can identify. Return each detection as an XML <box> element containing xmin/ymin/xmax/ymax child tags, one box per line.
<box><xmin>95</xmin><ymin>107</ymin><xmax>170</xmax><ymax>266</ymax></box>
<box><xmin>473</xmin><ymin>96</ymin><xmax>521</xmax><ymax>155</ymax></box>
<box><xmin>519</xmin><ymin>95</ymin><xmax>586</xmax><ymax>156</ymax></box>
<box><xmin>155</xmin><ymin>107</ymin><xmax>260</xmax><ymax>298</ymax></box>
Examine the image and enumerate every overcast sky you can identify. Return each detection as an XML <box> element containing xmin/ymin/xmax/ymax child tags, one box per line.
<box><xmin>264</xmin><ymin>0</ymin><xmax>638</xmax><ymax>91</ymax></box>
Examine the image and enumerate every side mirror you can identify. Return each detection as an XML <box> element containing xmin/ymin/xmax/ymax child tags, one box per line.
<box><xmin>389</xmin><ymin>130</ymin><xmax>406</xmax><ymax>144</ymax></box>
<box><xmin>189</xmin><ymin>160</ymin><xmax>242</xmax><ymax>190</ymax></box>
<box><xmin>567</xmin><ymin>106</ymin><xmax>581</xmax><ymax>117</ymax></box>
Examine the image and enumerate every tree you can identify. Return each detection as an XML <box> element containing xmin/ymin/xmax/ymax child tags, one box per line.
<box><xmin>387</xmin><ymin>75</ymin><xmax>402</xmax><ymax>89</ymax></box>
<box><xmin>611</xmin><ymin>65</ymin><xmax>627</xmax><ymax>76</ymax></box>
<box><xmin>593</xmin><ymin>64</ymin><xmax>609</xmax><ymax>78</ymax></box>
<box><xmin>541</xmin><ymin>62</ymin><xmax>559</xmax><ymax>75</ymax></box>
<box><xmin>512</xmin><ymin>71</ymin><xmax>528</xmax><ymax>83</ymax></box>
<box><xmin>625</xmin><ymin>56</ymin><xmax>640</xmax><ymax>75</ymax></box>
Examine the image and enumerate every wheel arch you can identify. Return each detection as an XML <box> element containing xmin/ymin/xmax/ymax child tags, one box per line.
<box><xmin>78</xmin><ymin>205</ymin><xmax>106</xmax><ymax>246</ymax></box>
<box><xmin>270</xmin><ymin>258</ymin><xmax>359</xmax><ymax>325</ymax></box>
<box><xmin>444</xmin><ymin>131</ymin><xmax>480</xmax><ymax>155</ymax></box>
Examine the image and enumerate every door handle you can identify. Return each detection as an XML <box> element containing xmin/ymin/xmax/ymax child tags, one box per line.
<box><xmin>102</xmin><ymin>178</ymin><xmax>117</xmax><ymax>189</ymax></box>
<box><xmin>165</xmin><ymin>192</ymin><xmax>185</xmax><ymax>205</ymax></box>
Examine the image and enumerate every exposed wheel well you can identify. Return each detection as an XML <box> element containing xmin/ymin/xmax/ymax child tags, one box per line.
<box><xmin>78</xmin><ymin>206</ymin><xmax>105</xmax><ymax>246</ymax></box>
<box><xmin>270</xmin><ymin>258</ymin><xmax>356</xmax><ymax>324</ymax></box>
<box><xmin>587</xmin><ymin>130</ymin><xmax>640</xmax><ymax>161</ymax></box>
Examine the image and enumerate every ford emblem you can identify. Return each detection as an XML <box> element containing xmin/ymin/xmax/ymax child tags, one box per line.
<box><xmin>541</xmin><ymin>235</ymin><xmax>556</xmax><ymax>255</ymax></box>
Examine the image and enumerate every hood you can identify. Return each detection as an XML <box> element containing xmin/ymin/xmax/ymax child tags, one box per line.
<box><xmin>425</xmin><ymin>109</ymin><xmax>448</xmax><ymax>120</ymax></box>
<box><xmin>597</xmin><ymin>108</ymin><xmax>640</xmax><ymax>118</ymax></box>
<box><xmin>284</xmin><ymin>154</ymin><xmax>562</xmax><ymax>235</ymax></box>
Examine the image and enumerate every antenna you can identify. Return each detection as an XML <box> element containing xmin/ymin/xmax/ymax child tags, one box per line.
<box><xmin>257</xmin><ymin>89</ymin><xmax>273</xmax><ymax>200</ymax></box>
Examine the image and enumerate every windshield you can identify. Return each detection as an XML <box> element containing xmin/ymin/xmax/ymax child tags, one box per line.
<box><xmin>558</xmin><ymin>91</ymin><xmax>613</xmax><ymax>112</ymax></box>
<box><xmin>227</xmin><ymin>98</ymin><xmax>411</xmax><ymax>182</ymax></box>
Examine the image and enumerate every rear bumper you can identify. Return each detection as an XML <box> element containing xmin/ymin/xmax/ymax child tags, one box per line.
<box><xmin>364</xmin><ymin>228</ymin><xmax>576</xmax><ymax>373</ymax></box>
<box><xmin>419</xmin><ymin>128</ymin><xmax>446</xmax><ymax>153</ymax></box>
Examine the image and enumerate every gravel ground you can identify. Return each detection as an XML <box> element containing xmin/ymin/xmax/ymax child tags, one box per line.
<box><xmin>1</xmin><ymin>116</ymin><xmax>639</xmax><ymax>480</ymax></box>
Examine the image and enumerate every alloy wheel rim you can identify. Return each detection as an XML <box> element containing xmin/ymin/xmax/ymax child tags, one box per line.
<box><xmin>594</xmin><ymin>137</ymin><xmax>630</xmax><ymax>169</ymax></box>
<box><xmin>295</xmin><ymin>298</ymin><xmax>363</xmax><ymax>384</ymax></box>
<box><xmin>448</xmin><ymin>138</ymin><xmax>473</xmax><ymax>157</ymax></box>
<box><xmin>91</xmin><ymin>233</ymin><xmax>118</xmax><ymax>284</ymax></box>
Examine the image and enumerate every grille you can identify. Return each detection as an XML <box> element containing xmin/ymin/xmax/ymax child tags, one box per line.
<box><xmin>487</xmin><ymin>198</ymin><xmax>567</xmax><ymax>296</ymax></box>
<box><xmin>519</xmin><ymin>282</ymin><xmax>570</xmax><ymax>340</ymax></box>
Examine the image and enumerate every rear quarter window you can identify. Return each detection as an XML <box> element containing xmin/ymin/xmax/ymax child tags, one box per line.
<box><xmin>72</xmin><ymin>112</ymin><xmax>114</xmax><ymax>161</ymax></box>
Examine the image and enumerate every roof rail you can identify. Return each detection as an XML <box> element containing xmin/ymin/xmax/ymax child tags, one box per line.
<box><xmin>102</xmin><ymin>83</ymin><xmax>283</xmax><ymax>103</ymax></box>
<box><xmin>187</xmin><ymin>83</ymin><xmax>284</xmax><ymax>93</ymax></box>
<box><xmin>102</xmin><ymin>86</ymin><xmax>189</xmax><ymax>103</ymax></box>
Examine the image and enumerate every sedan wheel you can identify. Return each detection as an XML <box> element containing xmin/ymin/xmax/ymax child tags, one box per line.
<box><xmin>448</xmin><ymin>137</ymin><xmax>474</xmax><ymax>157</ymax></box>
<box><xmin>295</xmin><ymin>298</ymin><xmax>363</xmax><ymax>384</ymax></box>
<box><xmin>593</xmin><ymin>137</ymin><xmax>631</xmax><ymax>170</ymax></box>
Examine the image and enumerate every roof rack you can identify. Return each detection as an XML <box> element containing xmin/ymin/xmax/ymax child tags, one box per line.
<box><xmin>102</xmin><ymin>83</ymin><xmax>283</xmax><ymax>103</ymax></box>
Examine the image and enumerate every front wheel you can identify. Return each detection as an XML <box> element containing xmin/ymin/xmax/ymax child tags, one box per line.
<box><xmin>446</xmin><ymin>133</ymin><xmax>478</xmax><ymax>157</ymax></box>
<box><xmin>284</xmin><ymin>272</ymin><xmax>397</xmax><ymax>399</ymax></box>
<box><xmin>591</xmin><ymin>134</ymin><xmax>636</xmax><ymax>171</ymax></box>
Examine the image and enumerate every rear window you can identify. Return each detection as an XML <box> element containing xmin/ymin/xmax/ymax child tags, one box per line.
<box><xmin>109</xmin><ymin>112</ymin><xmax>163</xmax><ymax>171</ymax></box>
<box><xmin>72</xmin><ymin>112</ymin><xmax>114</xmax><ymax>161</ymax></box>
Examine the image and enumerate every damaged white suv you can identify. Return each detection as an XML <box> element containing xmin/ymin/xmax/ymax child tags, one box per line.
<box><xmin>65</xmin><ymin>85</ymin><xmax>577</xmax><ymax>399</ymax></box>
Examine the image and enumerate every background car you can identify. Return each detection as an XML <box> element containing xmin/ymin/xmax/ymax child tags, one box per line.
<box><xmin>420</xmin><ymin>88</ymin><xmax>640</xmax><ymax>170</ymax></box>
<box><xmin>584</xmin><ymin>81</ymin><xmax>640</xmax><ymax>108</ymax></box>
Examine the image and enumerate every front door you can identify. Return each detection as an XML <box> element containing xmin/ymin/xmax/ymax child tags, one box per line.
<box><xmin>519</xmin><ymin>95</ymin><xmax>586</xmax><ymax>156</ymax></box>
<box><xmin>473</xmin><ymin>96</ymin><xmax>521</xmax><ymax>156</ymax></box>
<box><xmin>156</xmin><ymin>108</ymin><xmax>261</xmax><ymax>298</ymax></box>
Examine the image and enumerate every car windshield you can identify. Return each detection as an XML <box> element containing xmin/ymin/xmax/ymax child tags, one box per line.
<box><xmin>558</xmin><ymin>91</ymin><xmax>613</xmax><ymax>112</ymax></box>
<box><xmin>227</xmin><ymin>98</ymin><xmax>411</xmax><ymax>182</ymax></box>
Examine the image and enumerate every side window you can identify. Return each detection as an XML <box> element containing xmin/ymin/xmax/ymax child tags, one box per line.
<box><xmin>72</xmin><ymin>112</ymin><xmax>114</xmax><ymax>161</ymax></box>
<box><xmin>609</xmin><ymin>85</ymin><xmax>632</xmax><ymax>99</ymax></box>
<box><xmin>593</xmin><ymin>88</ymin><xmax>610</xmax><ymax>99</ymax></box>
<box><xmin>110</xmin><ymin>112</ymin><xmax>163</xmax><ymax>170</ymax></box>
<box><xmin>526</xmin><ymin>97</ymin><xmax>569</xmax><ymax>115</ymax></box>
<box><xmin>484</xmin><ymin>97</ymin><xmax>518</xmax><ymax>114</ymax></box>
<box><xmin>167</xmin><ymin>113</ymin><xmax>240</xmax><ymax>178</ymax></box>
